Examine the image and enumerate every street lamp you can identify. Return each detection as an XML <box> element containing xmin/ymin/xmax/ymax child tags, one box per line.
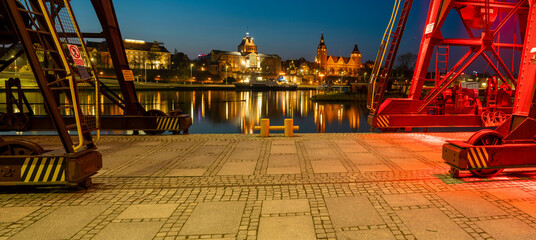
<box><xmin>225</xmin><ymin>65</ymin><xmax>228</xmax><ymax>85</ymax></box>
<box><xmin>144</xmin><ymin>62</ymin><xmax>147</xmax><ymax>82</ymax></box>
<box><xmin>190</xmin><ymin>63</ymin><xmax>194</xmax><ymax>84</ymax></box>
<box><xmin>12</xmin><ymin>55</ymin><xmax>16</xmax><ymax>72</ymax></box>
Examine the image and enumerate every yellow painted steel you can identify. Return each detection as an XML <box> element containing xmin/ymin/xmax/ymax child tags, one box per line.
<box><xmin>470</xmin><ymin>148</ymin><xmax>482</xmax><ymax>168</ymax></box>
<box><xmin>368</xmin><ymin>0</ymin><xmax>402</xmax><ymax>111</ymax></box>
<box><xmin>37</xmin><ymin>1</ymin><xmax>84</xmax><ymax>151</ymax></box>
<box><xmin>253</xmin><ymin>126</ymin><xmax>300</xmax><ymax>131</ymax></box>
<box><xmin>24</xmin><ymin>159</ymin><xmax>37</xmax><ymax>182</ymax></box>
<box><xmin>466</xmin><ymin>147</ymin><xmax>491</xmax><ymax>169</ymax></box>
<box><xmin>52</xmin><ymin>158</ymin><xmax>63</xmax><ymax>181</ymax></box>
<box><xmin>284</xmin><ymin>119</ymin><xmax>294</xmax><ymax>137</ymax></box>
<box><xmin>467</xmin><ymin>151</ymin><xmax>476</xmax><ymax>168</ymax></box>
<box><xmin>42</xmin><ymin>157</ymin><xmax>55</xmax><ymax>182</ymax></box>
<box><xmin>34</xmin><ymin>159</ymin><xmax>46</xmax><ymax>182</ymax></box>
<box><xmin>260</xmin><ymin>119</ymin><xmax>270</xmax><ymax>137</ymax></box>
<box><xmin>254</xmin><ymin>118</ymin><xmax>299</xmax><ymax>137</ymax></box>
<box><xmin>21</xmin><ymin>157</ymin><xmax>30</xmax><ymax>176</ymax></box>
<box><xmin>476</xmin><ymin>148</ymin><xmax>488</xmax><ymax>168</ymax></box>
<box><xmin>20</xmin><ymin>157</ymin><xmax>66</xmax><ymax>183</ymax></box>
<box><xmin>376</xmin><ymin>115</ymin><xmax>390</xmax><ymax>128</ymax></box>
<box><xmin>63</xmin><ymin>0</ymin><xmax>101</xmax><ymax>143</ymax></box>
<box><xmin>481</xmin><ymin>147</ymin><xmax>489</xmax><ymax>161</ymax></box>
<box><xmin>467</xmin><ymin>148</ymin><xmax>480</xmax><ymax>168</ymax></box>
<box><xmin>156</xmin><ymin>117</ymin><xmax>180</xmax><ymax>130</ymax></box>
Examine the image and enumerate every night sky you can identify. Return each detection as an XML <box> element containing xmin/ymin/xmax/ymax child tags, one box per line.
<box><xmin>70</xmin><ymin>0</ymin><xmax>435</xmax><ymax>62</ymax></box>
<box><xmin>70</xmin><ymin>0</ymin><xmax>521</xmax><ymax>72</ymax></box>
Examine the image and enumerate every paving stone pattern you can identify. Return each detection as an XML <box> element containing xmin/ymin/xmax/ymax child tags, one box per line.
<box><xmin>2</xmin><ymin>132</ymin><xmax>536</xmax><ymax>239</ymax></box>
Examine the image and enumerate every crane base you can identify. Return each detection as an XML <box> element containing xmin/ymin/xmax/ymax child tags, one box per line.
<box><xmin>0</xmin><ymin>150</ymin><xmax>102</xmax><ymax>187</ymax></box>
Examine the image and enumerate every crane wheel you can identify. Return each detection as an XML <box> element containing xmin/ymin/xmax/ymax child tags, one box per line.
<box><xmin>0</xmin><ymin>140</ymin><xmax>45</xmax><ymax>155</ymax></box>
<box><xmin>467</xmin><ymin>129</ymin><xmax>504</xmax><ymax>178</ymax></box>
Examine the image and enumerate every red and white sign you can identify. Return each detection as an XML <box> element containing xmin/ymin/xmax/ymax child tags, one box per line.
<box><xmin>67</xmin><ymin>44</ymin><xmax>85</xmax><ymax>66</ymax></box>
<box><xmin>425</xmin><ymin>23</ymin><xmax>434</xmax><ymax>34</ymax></box>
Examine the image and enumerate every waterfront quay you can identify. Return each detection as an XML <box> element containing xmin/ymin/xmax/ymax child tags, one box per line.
<box><xmin>0</xmin><ymin>77</ymin><xmax>321</xmax><ymax>91</ymax></box>
<box><xmin>2</xmin><ymin>132</ymin><xmax>536</xmax><ymax>240</ymax></box>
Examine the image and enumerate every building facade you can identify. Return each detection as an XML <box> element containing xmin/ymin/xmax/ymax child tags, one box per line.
<box><xmin>208</xmin><ymin>33</ymin><xmax>281</xmax><ymax>81</ymax></box>
<box><xmin>315</xmin><ymin>34</ymin><xmax>362</xmax><ymax>77</ymax></box>
<box><xmin>87</xmin><ymin>39</ymin><xmax>171</xmax><ymax>70</ymax></box>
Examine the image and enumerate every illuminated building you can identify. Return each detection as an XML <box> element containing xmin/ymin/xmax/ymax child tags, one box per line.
<box><xmin>207</xmin><ymin>33</ymin><xmax>281</xmax><ymax>81</ymax></box>
<box><xmin>315</xmin><ymin>34</ymin><xmax>362</xmax><ymax>77</ymax></box>
<box><xmin>87</xmin><ymin>39</ymin><xmax>171</xmax><ymax>70</ymax></box>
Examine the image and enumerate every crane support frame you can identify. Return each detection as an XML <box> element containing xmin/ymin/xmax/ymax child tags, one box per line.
<box><xmin>370</xmin><ymin>0</ymin><xmax>528</xmax><ymax>131</ymax></box>
<box><xmin>443</xmin><ymin>0</ymin><xmax>536</xmax><ymax>178</ymax></box>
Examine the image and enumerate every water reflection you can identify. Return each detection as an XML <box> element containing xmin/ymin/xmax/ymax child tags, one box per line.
<box><xmin>0</xmin><ymin>90</ymin><xmax>371</xmax><ymax>134</ymax></box>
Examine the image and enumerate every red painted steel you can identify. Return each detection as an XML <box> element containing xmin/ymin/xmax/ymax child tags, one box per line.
<box><xmin>370</xmin><ymin>0</ymin><xmax>528</xmax><ymax>131</ymax></box>
<box><xmin>443</xmin><ymin>1</ymin><xmax>536</xmax><ymax>177</ymax></box>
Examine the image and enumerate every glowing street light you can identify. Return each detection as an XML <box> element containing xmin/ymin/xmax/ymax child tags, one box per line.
<box><xmin>190</xmin><ymin>63</ymin><xmax>194</xmax><ymax>84</ymax></box>
<box><xmin>144</xmin><ymin>62</ymin><xmax>147</xmax><ymax>82</ymax></box>
<box><xmin>12</xmin><ymin>55</ymin><xmax>16</xmax><ymax>72</ymax></box>
<box><xmin>225</xmin><ymin>65</ymin><xmax>228</xmax><ymax>85</ymax></box>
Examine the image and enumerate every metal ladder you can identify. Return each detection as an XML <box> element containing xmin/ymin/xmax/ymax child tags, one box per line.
<box><xmin>4</xmin><ymin>0</ymin><xmax>99</xmax><ymax>153</ymax></box>
<box><xmin>367</xmin><ymin>0</ymin><xmax>413</xmax><ymax>114</ymax></box>
<box><xmin>434</xmin><ymin>46</ymin><xmax>449</xmax><ymax>88</ymax></box>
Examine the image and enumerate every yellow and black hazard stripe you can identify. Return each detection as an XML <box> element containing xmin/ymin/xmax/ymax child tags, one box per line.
<box><xmin>376</xmin><ymin>115</ymin><xmax>390</xmax><ymax>128</ymax></box>
<box><xmin>21</xmin><ymin>157</ymin><xmax>66</xmax><ymax>182</ymax></box>
<box><xmin>156</xmin><ymin>117</ymin><xmax>180</xmax><ymax>130</ymax></box>
<box><xmin>467</xmin><ymin>147</ymin><xmax>489</xmax><ymax>168</ymax></box>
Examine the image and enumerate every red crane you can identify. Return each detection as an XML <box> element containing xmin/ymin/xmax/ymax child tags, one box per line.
<box><xmin>368</xmin><ymin>0</ymin><xmax>527</xmax><ymax>131</ymax></box>
<box><xmin>444</xmin><ymin>0</ymin><xmax>536</xmax><ymax>178</ymax></box>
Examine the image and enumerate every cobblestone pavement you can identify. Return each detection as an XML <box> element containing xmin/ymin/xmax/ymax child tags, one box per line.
<box><xmin>2</xmin><ymin>132</ymin><xmax>536</xmax><ymax>240</ymax></box>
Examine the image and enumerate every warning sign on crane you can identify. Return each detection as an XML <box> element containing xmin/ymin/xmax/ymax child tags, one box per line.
<box><xmin>425</xmin><ymin>23</ymin><xmax>434</xmax><ymax>34</ymax></box>
<box><xmin>122</xmin><ymin>70</ymin><xmax>135</xmax><ymax>81</ymax></box>
<box><xmin>67</xmin><ymin>44</ymin><xmax>85</xmax><ymax>66</ymax></box>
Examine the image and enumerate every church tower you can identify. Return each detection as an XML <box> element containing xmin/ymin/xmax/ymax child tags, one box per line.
<box><xmin>238</xmin><ymin>32</ymin><xmax>257</xmax><ymax>54</ymax></box>
<box><xmin>316</xmin><ymin>34</ymin><xmax>327</xmax><ymax>68</ymax></box>
<box><xmin>351</xmin><ymin>44</ymin><xmax>361</xmax><ymax>64</ymax></box>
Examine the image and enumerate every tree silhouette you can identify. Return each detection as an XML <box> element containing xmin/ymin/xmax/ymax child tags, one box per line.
<box><xmin>395</xmin><ymin>52</ymin><xmax>417</xmax><ymax>78</ymax></box>
<box><xmin>147</xmin><ymin>52</ymin><xmax>159</xmax><ymax>69</ymax></box>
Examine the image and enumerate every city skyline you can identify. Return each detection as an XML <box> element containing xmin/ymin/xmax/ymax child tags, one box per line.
<box><xmin>70</xmin><ymin>0</ymin><xmax>432</xmax><ymax>62</ymax></box>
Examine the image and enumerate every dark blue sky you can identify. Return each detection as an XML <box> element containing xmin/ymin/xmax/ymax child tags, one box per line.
<box><xmin>70</xmin><ymin>0</ymin><xmax>521</xmax><ymax>74</ymax></box>
<box><xmin>71</xmin><ymin>0</ymin><xmax>434</xmax><ymax>62</ymax></box>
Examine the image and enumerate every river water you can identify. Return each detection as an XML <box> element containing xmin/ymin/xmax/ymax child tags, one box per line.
<box><xmin>0</xmin><ymin>90</ymin><xmax>372</xmax><ymax>134</ymax></box>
